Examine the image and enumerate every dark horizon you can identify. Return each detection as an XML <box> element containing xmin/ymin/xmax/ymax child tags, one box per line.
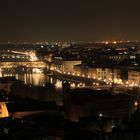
<box><xmin>1</xmin><ymin>0</ymin><xmax>140</xmax><ymax>43</ymax></box>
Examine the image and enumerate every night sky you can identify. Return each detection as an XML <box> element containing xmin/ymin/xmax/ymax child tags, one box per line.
<box><xmin>0</xmin><ymin>0</ymin><xmax>140</xmax><ymax>42</ymax></box>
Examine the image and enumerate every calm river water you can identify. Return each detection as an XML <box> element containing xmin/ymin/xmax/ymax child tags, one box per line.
<box><xmin>2</xmin><ymin>73</ymin><xmax>61</xmax><ymax>86</ymax></box>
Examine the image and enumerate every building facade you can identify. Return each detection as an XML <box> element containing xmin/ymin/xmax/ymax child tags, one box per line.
<box><xmin>128</xmin><ymin>70</ymin><xmax>140</xmax><ymax>86</ymax></box>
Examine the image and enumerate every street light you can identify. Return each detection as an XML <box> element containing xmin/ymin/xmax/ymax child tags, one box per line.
<box><xmin>134</xmin><ymin>101</ymin><xmax>138</xmax><ymax>107</ymax></box>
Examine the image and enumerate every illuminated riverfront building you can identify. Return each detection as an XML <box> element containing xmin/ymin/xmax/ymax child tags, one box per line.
<box><xmin>74</xmin><ymin>64</ymin><xmax>121</xmax><ymax>83</ymax></box>
<box><xmin>52</xmin><ymin>56</ymin><xmax>82</xmax><ymax>73</ymax></box>
<box><xmin>128</xmin><ymin>70</ymin><xmax>140</xmax><ymax>86</ymax></box>
<box><xmin>62</xmin><ymin>60</ymin><xmax>82</xmax><ymax>73</ymax></box>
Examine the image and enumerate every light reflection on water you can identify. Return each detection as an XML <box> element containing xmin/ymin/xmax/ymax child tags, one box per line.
<box><xmin>2</xmin><ymin>72</ymin><xmax>80</xmax><ymax>88</ymax></box>
<box><xmin>2</xmin><ymin>73</ymin><xmax>49</xmax><ymax>86</ymax></box>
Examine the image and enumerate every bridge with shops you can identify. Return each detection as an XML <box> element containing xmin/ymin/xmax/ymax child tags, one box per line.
<box><xmin>0</xmin><ymin>61</ymin><xmax>50</xmax><ymax>69</ymax></box>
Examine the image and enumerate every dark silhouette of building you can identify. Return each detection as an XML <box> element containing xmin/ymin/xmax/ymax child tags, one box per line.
<box><xmin>62</xmin><ymin>83</ymin><xmax>130</xmax><ymax>128</ymax></box>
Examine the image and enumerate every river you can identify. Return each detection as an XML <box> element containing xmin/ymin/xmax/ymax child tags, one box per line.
<box><xmin>2</xmin><ymin>72</ymin><xmax>62</xmax><ymax>86</ymax></box>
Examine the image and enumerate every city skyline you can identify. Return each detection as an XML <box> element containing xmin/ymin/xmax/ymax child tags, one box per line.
<box><xmin>0</xmin><ymin>0</ymin><xmax>140</xmax><ymax>42</ymax></box>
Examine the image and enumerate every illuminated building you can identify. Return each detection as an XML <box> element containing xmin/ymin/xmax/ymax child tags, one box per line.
<box><xmin>128</xmin><ymin>70</ymin><xmax>140</xmax><ymax>86</ymax></box>
<box><xmin>52</xmin><ymin>55</ymin><xmax>82</xmax><ymax>73</ymax></box>
<box><xmin>62</xmin><ymin>60</ymin><xmax>82</xmax><ymax>73</ymax></box>
<box><xmin>0</xmin><ymin>102</ymin><xmax>9</xmax><ymax>118</ymax></box>
<box><xmin>74</xmin><ymin>65</ymin><xmax>121</xmax><ymax>83</ymax></box>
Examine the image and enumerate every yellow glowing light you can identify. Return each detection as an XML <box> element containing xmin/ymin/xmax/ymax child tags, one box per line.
<box><xmin>50</xmin><ymin>67</ymin><xmax>54</xmax><ymax>70</ymax></box>
<box><xmin>113</xmin><ymin>41</ymin><xmax>117</xmax><ymax>44</ymax></box>
<box><xmin>88</xmin><ymin>75</ymin><xmax>91</xmax><ymax>78</ymax></box>
<box><xmin>77</xmin><ymin>84</ymin><xmax>80</xmax><ymax>87</ymax></box>
<box><xmin>105</xmin><ymin>41</ymin><xmax>109</xmax><ymax>44</ymax></box>
<box><xmin>30</xmin><ymin>52</ymin><xmax>38</xmax><ymax>61</ymax></box>
<box><xmin>125</xmin><ymin>81</ymin><xmax>129</xmax><ymax>85</ymax></box>
<box><xmin>71</xmin><ymin>83</ymin><xmax>75</xmax><ymax>87</ymax></box>
<box><xmin>0</xmin><ymin>102</ymin><xmax>9</xmax><ymax>118</ymax></box>
<box><xmin>82</xmin><ymin>74</ymin><xmax>85</xmax><ymax>77</ymax></box>
<box><xmin>32</xmin><ymin>68</ymin><xmax>42</xmax><ymax>73</ymax></box>
<box><xmin>96</xmin><ymin>83</ymin><xmax>99</xmax><ymax>86</ymax></box>
<box><xmin>0</xmin><ymin>68</ymin><xmax>2</xmax><ymax>77</ymax></box>
<box><xmin>134</xmin><ymin>101</ymin><xmax>138</xmax><ymax>107</ymax></box>
<box><xmin>99</xmin><ymin>113</ymin><xmax>103</xmax><ymax>117</ymax></box>
<box><xmin>55</xmin><ymin>80</ymin><xmax>62</xmax><ymax>88</ymax></box>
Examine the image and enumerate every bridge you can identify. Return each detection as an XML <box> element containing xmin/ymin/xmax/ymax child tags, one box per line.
<box><xmin>0</xmin><ymin>61</ymin><xmax>49</xmax><ymax>68</ymax></box>
<box><xmin>50</xmin><ymin>71</ymin><xmax>107</xmax><ymax>85</ymax></box>
<box><xmin>49</xmin><ymin>71</ymin><xmax>134</xmax><ymax>92</ymax></box>
<box><xmin>0</xmin><ymin>50</ymin><xmax>50</xmax><ymax>69</ymax></box>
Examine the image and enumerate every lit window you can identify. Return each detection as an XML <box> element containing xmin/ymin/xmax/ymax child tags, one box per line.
<box><xmin>130</xmin><ymin>56</ymin><xmax>136</xmax><ymax>59</ymax></box>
